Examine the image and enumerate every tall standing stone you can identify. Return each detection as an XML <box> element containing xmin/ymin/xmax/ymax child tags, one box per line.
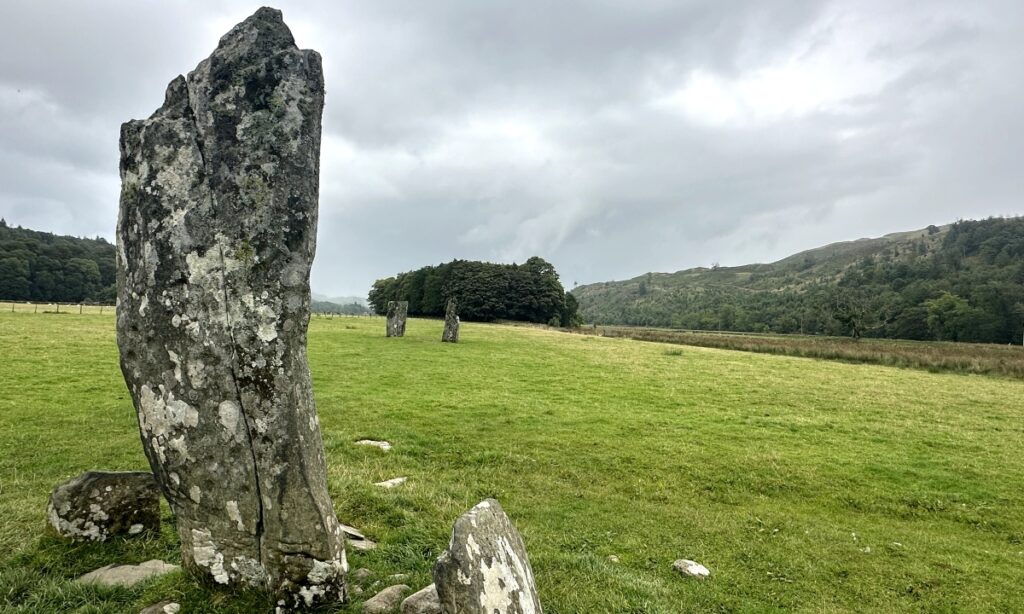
<box><xmin>433</xmin><ymin>499</ymin><xmax>542</xmax><ymax>613</ymax></box>
<box><xmin>116</xmin><ymin>8</ymin><xmax>345</xmax><ymax>607</ymax></box>
<box><xmin>441</xmin><ymin>299</ymin><xmax>459</xmax><ymax>343</ymax></box>
<box><xmin>386</xmin><ymin>301</ymin><xmax>408</xmax><ymax>337</ymax></box>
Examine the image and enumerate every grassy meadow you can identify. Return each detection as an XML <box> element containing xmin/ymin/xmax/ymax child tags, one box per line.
<box><xmin>1</xmin><ymin>312</ymin><xmax>1023</xmax><ymax>612</ymax></box>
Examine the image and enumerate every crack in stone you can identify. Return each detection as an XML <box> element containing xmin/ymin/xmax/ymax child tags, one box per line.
<box><xmin>185</xmin><ymin>81</ymin><xmax>267</xmax><ymax>573</ymax></box>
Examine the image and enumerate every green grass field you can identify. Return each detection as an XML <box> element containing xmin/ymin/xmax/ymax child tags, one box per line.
<box><xmin>1</xmin><ymin>313</ymin><xmax>1023</xmax><ymax>613</ymax></box>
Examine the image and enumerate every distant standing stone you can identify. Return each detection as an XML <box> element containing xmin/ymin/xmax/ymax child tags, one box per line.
<box><xmin>116</xmin><ymin>7</ymin><xmax>345</xmax><ymax>605</ymax></box>
<box><xmin>433</xmin><ymin>499</ymin><xmax>542</xmax><ymax>613</ymax></box>
<box><xmin>48</xmin><ymin>471</ymin><xmax>159</xmax><ymax>541</ymax></box>
<box><xmin>386</xmin><ymin>301</ymin><xmax>408</xmax><ymax>337</ymax></box>
<box><xmin>672</xmin><ymin>559</ymin><xmax>711</xmax><ymax>579</ymax></box>
<box><xmin>401</xmin><ymin>584</ymin><xmax>441</xmax><ymax>614</ymax></box>
<box><xmin>363</xmin><ymin>584</ymin><xmax>411</xmax><ymax>613</ymax></box>
<box><xmin>78</xmin><ymin>560</ymin><xmax>180</xmax><ymax>587</ymax></box>
<box><xmin>441</xmin><ymin>298</ymin><xmax>459</xmax><ymax>343</ymax></box>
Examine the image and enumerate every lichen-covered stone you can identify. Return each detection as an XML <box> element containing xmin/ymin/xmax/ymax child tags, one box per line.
<box><xmin>363</xmin><ymin>584</ymin><xmax>411</xmax><ymax>614</ymax></box>
<box><xmin>441</xmin><ymin>299</ymin><xmax>459</xmax><ymax>343</ymax></box>
<box><xmin>433</xmin><ymin>499</ymin><xmax>542</xmax><ymax>614</ymax></box>
<box><xmin>116</xmin><ymin>7</ymin><xmax>345</xmax><ymax>606</ymax></box>
<box><xmin>401</xmin><ymin>584</ymin><xmax>441</xmax><ymax>614</ymax></box>
<box><xmin>78</xmin><ymin>560</ymin><xmax>180</xmax><ymax>587</ymax></box>
<box><xmin>47</xmin><ymin>471</ymin><xmax>159</xmax><ymax>541</ymax></box>
<box><xmin>386</xmin><ymin>301</ymin><xmax>408</xmax><ymax>337</ymax></box>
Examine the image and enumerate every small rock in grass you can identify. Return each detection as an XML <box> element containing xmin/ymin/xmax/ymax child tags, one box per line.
<box><xmin>350</xmin><ymin>538</ymin><xmax>378</xmax><ymax>551</ymax></box>
<box><xmin>78</xmin><ymin>560</ymin><xmax>180</xmax><ymax>587</ymax></box>
<box><xmin>375</xmin><ymin>477</ymin><xmax>408</xmax><ymax>488</ymax></box>
<box><xmin>48</xmin><ymin>471</ymin><xmax>160</xmax><ymax>541</ymax></box>
<box><xmin>356</xmin><ymin>440</ymin><xmax>392</xmax><ymax>451</ymax></box>
<box><xmin>352</xmin><ymin>567</ymin><xmax>372</xmax><ymax>582</ymax></box>
<box><xmin>607</xmin><ymin>555</ymin><xmax>620</xmax><ymax>563</ymax></box>
<box><xmin>353</xmin><ymin>586</ymin><xmax>364</xmax><ymax>595</ymax></box>
<box><xmin>401</xmin><ymin>584</ymin><xmax>441</xmax><ymax>614</ymax></box>
<box><xmin>389</xmin><ymin>573</ymin><xmax>410</xmax><ymax>582</ymax></box>
<box><xmin>672</xmin><ymin>559</ymin><xmax>710</xmax><ymax>579</ymax></box>
<box><xmin>363</xmin><ymin>584</ymin><xmax>410</xmax><ymax>613</ymax></box>
<box><xmin>340</xmin><ymin>523</ymin><xmax>368</xmax><ymax>540</ymax></box>
<box><xmin>139</xmin><ymin>601</ymin><xmax>181</xmax><ymax>614</ymax></box>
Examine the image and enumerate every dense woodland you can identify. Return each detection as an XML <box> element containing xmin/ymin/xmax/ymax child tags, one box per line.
<box><xmin>574</xmin><ymin>217</ymin><xmax>1024</xmax><ymax>344</ymax></box>
<box><xmin>0</xmin><ymin>220</ymin><xmax>116</xmax><ymax>303</ymax></box>
<box><xmin>369</xmin><ymin>256</ymin><xmax>580</xmax><ymax>326</ymax></box>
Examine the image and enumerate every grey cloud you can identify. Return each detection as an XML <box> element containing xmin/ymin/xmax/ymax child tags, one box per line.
<box><xmin>1</xmin><ymin>0</ymin><xmax>1022</xmax><ymax>297</ymax></box>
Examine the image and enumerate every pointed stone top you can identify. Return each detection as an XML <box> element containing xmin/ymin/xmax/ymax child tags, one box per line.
<box><xmin>217</xmin><ymin>6</ymin><xmax>296</xmax><ymax>52</ymax></box>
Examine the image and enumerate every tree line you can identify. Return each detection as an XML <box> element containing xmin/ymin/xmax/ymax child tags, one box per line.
<box><xmin>0</xmin><ymin>219</ymin><xmax>116</xmax><ymax>303</ymax></box>
<box><xmin>368</xmin><ymin>256</ymin><xmax>580</xmax><ymax>326</ymax></box>
<box><xmin>574</xmin><ymin>217</ymin><xmax>1024</xmax><ymax>344</ymax></box>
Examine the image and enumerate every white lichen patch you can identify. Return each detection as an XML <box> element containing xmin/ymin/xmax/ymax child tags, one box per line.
<box><xmin>191</xmin><ymin>528</ymin><xmax>229</xmax><ymax>584</ymax></box>
<box><xmin>168</xmin><ymin>350</ymin><xmax>183</xmax><ymax>384</ymax></box>
<box><xmin>187</xmin><ymin>360</ymin><xmax>207</xmax><ymax>389</ymax></box>
<box><xmin>218</xmin><ymin>400</ymin><xmax>241</xmax><ymax>439</ymax></box>
<box><xmin>138</xmin><ymin>385</ymin><xmax>199</xmax><ymax>439</ymax></box>
<box><xmin>129</xmin><ymin>523</ymin><xmax>145</xmax><ymax>535</ymax></box>
<box><xmin>189</xmin><ymin>486</ymin><xmax>202</xmax><ymax>504</ymax></box>
<box><xmin>255</xmin><ymin>303</ymin><xmax>279</xmax><ymax>342</ymax></box>
<box><xmin>226</xmin><ymin>500</ymin><xmax>245</xmax><ymax>532</ymax></box>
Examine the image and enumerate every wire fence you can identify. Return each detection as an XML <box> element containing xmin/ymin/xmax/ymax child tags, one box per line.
<box><xmin>4</xmin><ymin>301</ymin><xmax>115</xmax><ymax>315</ymax></box>
<box><xmin>3</xmin><ymin>301</ymin><xmax>375</xmax><ymax>318</ymax></box>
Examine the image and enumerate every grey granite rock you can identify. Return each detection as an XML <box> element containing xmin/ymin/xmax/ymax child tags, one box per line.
<box><xmin>401</xmin><ymin>584</ymin><xmax>441</xmax><ymax>614</ymax></box>
<box><xmin>441</xmin><ymin>299</ymin><xmax>459</xmax><ymax>343</ymax></box>
<box><xmin>139</xmin><ymin>601</ymin><xmax>181</xmax><ymax>614</ymax></box>
<box><xmin>433</xmin><ymin>499</ymin><xmax>542</xmax><ymax>613</ymax></box>
<box><xmin>78</xmin><ymin>560</ymin><xmax>180</xmax><ymax>587</ymax></box>
<box><xmin>47</xmin><ymin>471</ymin><xmax>160</xmax><ymax>541</ymax></box>
<box><xmin>116</xmin><ymin>7</ymin><xmax>345</xmax><ymax>606</ymax></box>
<box><xmin>386</xmin><ymin>301</ymin><xmax>408</xmax><ymax>337</ymax></box>
<box><xmin>363</xmin><ymin>584</ymin><xmax>410</xmax><ymax>613</ymax></box>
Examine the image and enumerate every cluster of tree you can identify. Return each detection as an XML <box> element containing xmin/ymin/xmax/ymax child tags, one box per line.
<box><xmin>369</xmin><ymin>256</ymin><xmax>580</xmax><ymax>326</ymax></box>
<box><xmin>0</xmin><ymin>219</ymin><xmax>116</xmax><ymax>303</ymax></box>
<box><xmin>574</xmin><ymin>217</ymin><xmax>1024</xmax><ymax>344</ymax></box>
<box><xmin>311</xmin><ymin>300</ymin><xmax>370</xmax><ymax>315</ymax></box>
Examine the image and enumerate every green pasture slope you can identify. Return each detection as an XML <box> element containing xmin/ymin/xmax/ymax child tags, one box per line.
<box><xmin>1</xmin><ymin>313</ymin><xmax>1022</xmax><ymax>613</ymax></box>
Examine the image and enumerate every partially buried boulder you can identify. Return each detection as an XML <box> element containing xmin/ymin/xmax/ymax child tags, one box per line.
<box><xmin>401</xmin><ymin>584</ymin><xmax>441</xmax><ymax>614</ymax></box>
<box><xmin>433</xmin><ymin>499</ymin><xmax>542</xmax><ymax>613</ymax></box>
<box><xmin>47</xmin><ymin>471</ymin><xmax>160</xmax><ymax>541</ymax></box>
<box><xmin>78</xmin><ymin>560</ymin><xmax>180</xmax><ymax>587</ymax></box>
<box><xmin>116</xmin><ymin>6</ymin><xmax>345</xmax><ymax>606</ymax></box>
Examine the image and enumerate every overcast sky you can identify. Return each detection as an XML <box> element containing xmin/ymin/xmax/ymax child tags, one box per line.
<box><xmin>1</xmin><ymin>1</ymin><xmax>1022</xmax><ymax>297</ymax></box>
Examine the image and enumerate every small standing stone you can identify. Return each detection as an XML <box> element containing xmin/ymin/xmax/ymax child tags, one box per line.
<box><xmin>441</xmin><ymin>298</ymin><xmax>459</xmax><ymax>343</ymax></box>
<box><xmin>672</xmin><ymin>559</ymin><xmax>711</xmax><ymax>579</ymax></box>
<box><xmin>363</xmin><ymin>584</ymin><xmax>411</xmax><ymax>613</ymax></box>
<box><xmin>386</xmin><ymin>301</ymin><xmax>408</xmax><ymax>337</ymax></box>
<box><xmin>78</xmin><ymin>560</ymin><xmax>180</xmax><ymax>587</ymax></box>
<box><xmin>48</xmin><ymin>471</ymin><xmax>160</xmax><ymax>541</ymax></box>
<box><xmin>433</xmin><ymin>499</ymin><xmax>542</xmax><ymax>613</ymax></box>
<box><xmin>401</xmin><ymin>584</ymin><xmax>441</xmax><ymax>614</ymax></box>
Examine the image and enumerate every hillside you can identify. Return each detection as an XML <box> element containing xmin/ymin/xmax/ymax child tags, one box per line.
<box><xmin>573</xmin><ymin>217</ymin><xmax>1024</xmax><ymax>344</ymax></box>
<box><xmin>0</xmin><ymin>219</ymin><xmax>116</xmax><ymax>303</ymax></box>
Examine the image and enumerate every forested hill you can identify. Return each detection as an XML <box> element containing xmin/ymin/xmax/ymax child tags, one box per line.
<box><xmin>0</xmin><ymin>220</ymin><xmax>116</xmax><ymax>303</ymax></box>
<box><xmin>573</xmin><ymin>217</ymin><xmax>1024</xmax><ymax>344</ymax></box>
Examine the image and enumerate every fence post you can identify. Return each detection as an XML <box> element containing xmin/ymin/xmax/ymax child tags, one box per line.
<box><xmin>56</xmin><ymin>303</ymin><xmax>60</xmax><ymax>314</ymax></box>
<box><xmin>10</xmin><ymin>302</ymin><xmax>13</xmax><ymax>313</ymax></box>
<box><xmin>34</xmin><ymin>303</ymin><xmax>38</xmax><ymax>313</ymax></box>
<box><xmin>79</xmin><ymin>304</ymin><xmax>83</xmax><ymax>314</ymax></box>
